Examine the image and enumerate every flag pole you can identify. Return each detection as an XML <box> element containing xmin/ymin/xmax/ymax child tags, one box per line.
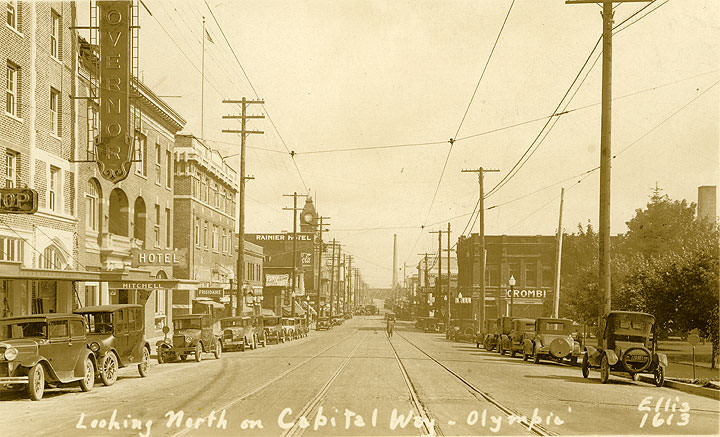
<box><xmin>201</xmin><ymin>16</ymin><xmax>205</xmax><ymax>140</ymax></box>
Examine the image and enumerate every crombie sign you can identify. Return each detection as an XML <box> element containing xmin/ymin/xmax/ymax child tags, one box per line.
<box><xmin>504</xmin><ymin>288</ymin><xmax>549</xmax><ymax>299</ymax></box>
<box><xmin>96</xmin><ymin>1</ymin><xmax>133</xmax><ymax>183</ymax></box>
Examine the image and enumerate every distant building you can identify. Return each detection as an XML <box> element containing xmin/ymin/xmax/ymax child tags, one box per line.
<box><xmin>697</xmin><ymin>185</ymin><xmax>717</xmax><ymax>222</ymax></box>
<box><xmin>457</xmin><ymin>234</ymin><xmax>556</xmax><ymax>321</ymax></box>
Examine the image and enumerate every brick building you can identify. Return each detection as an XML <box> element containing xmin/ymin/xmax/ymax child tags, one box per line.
<box><xmin>0</xmin><ymin>1</ymin><xmax>99</xmax><ymax>317</ymax></box>
<box><xmin>457</xmin><ymin>234</ymin><xmax>556</xmax><ymax>323</ymax></box>
<box><xmin>173</xmin><ymin>134</ymin><xmax>239</xmax><ymax>315</ymax></box>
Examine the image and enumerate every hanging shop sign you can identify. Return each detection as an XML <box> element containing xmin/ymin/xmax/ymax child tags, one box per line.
<box><xmin>0</xmin><ymin>188</ymin><xmax>38</xmax><ymax>214</ymax></box>
<box><xmin>197</xmin><ymin>287</ymin><xmax>224</xmax><ymax>298</ymax></box>
<box><xmin>96</xmin><ymin>0</ymin><xmax>133</xmax><ymax>183</ymax></box>
<box><xmin>265</xmin><ymin>273</ymin><xmax>290</xmax><ymax>287</ymax></box>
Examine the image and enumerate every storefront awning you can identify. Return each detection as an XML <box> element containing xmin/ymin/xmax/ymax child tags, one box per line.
<box><xmin>282</xmin><ymin>302</ymin><xmax>305</xmax><ymax>317</ymax></box>
<box><xmin>0</xmin><ymin>265</ymin><xmax>104</xmax><ymax>281</ymax></box>
<box><xmin>194</xmin><ymin>297</ymin><xmax>225</xmax><ymax>309</ymax></box>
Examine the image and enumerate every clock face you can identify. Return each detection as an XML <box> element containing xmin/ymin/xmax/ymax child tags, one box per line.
<box><xmin>302</xmin><ymin>212</ymin><xmax>314</xmax><ymax>223</ymax></box>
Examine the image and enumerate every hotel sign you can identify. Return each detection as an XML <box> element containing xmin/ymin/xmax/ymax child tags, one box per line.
<box><xmin>96</xmin><ymin>1</ymin><xmax>133</xmax><ymax>183</ymax></box>
<box><xmin>252</xmin><ymin>233</ymin><xmax>313</xmax><ymax>242</ymax></box>
<box><xmin>130</xmin><ymin>249</ymin><xmax>186</xmax><ymax>267</ymax></box>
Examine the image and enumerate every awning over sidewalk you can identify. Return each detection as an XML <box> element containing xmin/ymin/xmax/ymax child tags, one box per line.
<box><xmin>281</xmin><ymin>302</ymin><xmax>305</xmax><ymax>317</ymax></box>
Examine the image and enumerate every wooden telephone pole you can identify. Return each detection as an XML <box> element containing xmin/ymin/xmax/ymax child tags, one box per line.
<box><xmin>461</xmin><ymin>167</ymin><xmax>499</xmax><ymax>334</ymax></box>
<box><xmin>222</xmin><ymin>98</ymin><xmax>264</xmax><ymax>315</ymax></box>
<box><xmin>316</xmin><ymin>216</ymin><xmax>330</xmax><ymax>317</ymax></box>
<box><xmin>568</xmin><ymin>0</ymin><xmax>650</xmax><ymax>330</ymax></box>
<box><xmin>283</xmin><ymin>192</ymin><xmax>308</xmax><ymax>318</ymax></box>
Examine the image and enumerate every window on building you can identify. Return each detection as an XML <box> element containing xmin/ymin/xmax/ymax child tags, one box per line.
<box><xmin>211</xmin><ymin>225</ymin><xmax>217</xmax><ymax>250</ymax></box>
<box><xmin>542</xmin><ymin>265</ymin><xmax>553</xmax><ymax>288</ymax></box>
<box><xmin>6</xmin><ymin>62</ymin><xmax>18</xmax><ymax>117</ymax></box>
<box><xmin>42</xmin><ymin>245</ymin><xmax>66</xmax><ymax>270</ymax></box>
<box><xmin>5</xmin><ymin>150</ymin><xmax>17</xmax><ymax>188</ymax></box>
<box><xmin>87</xmin><ymin>105</ymin><xmax>98</xmax><ymax>157</ymax></box>
<box><xmin>153</xmin><ymin>204</ymin><xmax>160</xmax><ymax>246</ymax></box>
<box><xmin>155</xmin><ymin>289</ymin><xmax>165</xmax><ymax>314</ymax></box>
<box><xmin>86</xmin><ymin>180</ymin><xmax>99</xmax><ymax>232</ymax></box>
<box><xmin>525</xmin><ymin>262</ymin><xmax>537</xmax><ymax>287</ymax></box>
<box><xmin>134</xmin><ymin>131</ymin><xmax>146</xmax><ymax>176</ymax></box>
<box><xmin>194</xmin><ymin>217</ymin><xmax>200</xmax><ymax>247</ymax></box>
<box><xmin>7</xmin><ymin>0</ymin><xmax>18</xmax><ymax>30</ymax></box>
<box><xmin>50</xmin><ymin>88</ymin><xmax>60</xmax><ymax>136</ymax></box>
<box><xmin>154</xmin><ymin>143</ymin><xmax>161</xmax><ymax>184</ymax></box>
<box><xmin>165</xmin><ymin>208</ymin><xmax>171</xmax><ymax>248</ymax></box>
<box><xmin>222</xmin><ymin>229</ymin><xmax>227</xmax><ymax>253</ymax></box>
<box><xmin>0</xmin><ymin>236</ymin><xmax>23</xmax><ymax>262</ymax></box>
<box><xmin>200</xmin><ymin>179</ymin><xmax>206</xmax><ymax>202</ymax></box>
<box><xmin>85</xmin><ymin>285</ymin><xmax>97</xmax><ymax>307</ymax></box>
<box><xmin>166</xmin><ymin>150</ymin><xmax>172</xmax><ymax>188</ymax></box>
<box><xmin>50</xmin><ymin>10</ymin><xmax>60</xmax><ymax>60</ymax></box>
<box><xmin>486</xmin><ymin>264</ymin><xmax>499</xmax><ymax>287</ymax></box>
<box><xmin>49</xmin><ymin>166</ymin><xmax>60</xmax><ymax>211</ymax></box>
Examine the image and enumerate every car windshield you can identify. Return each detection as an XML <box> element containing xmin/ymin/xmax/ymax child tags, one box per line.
<box><xmin>175</xmin><ymin>318</ymin><xmax>201</xmax><ymax>330</ymax></box>
<box><xmin>282</xmin><ymin>319</ymin><xmax>292</xmax><ymax>326</ymax></box>
<box><xmin>611</xmin><ymin>314</ymin><xmax>652</xmax><ymax>338</ymax></box>
<box><xmin>83</xmin><ymin>313</ymin><xmax>113</xmax><ymax>334</ymax></box>
<box><xmin>520</xmin><ymin>322</ymin><xmax>535</xmax><ymax>331</ymax></box>
<box><xmin>221</xmin><ymin>319</ymin><xmax>243</xmax><ymax>328</ymax></box>
<box><xmin>0</xmin><ymin>321</ymin><xmax>48</xmax><ymax>339</ymax></box>
<box><xmin>541</xmin><ymin>321</ymin><xmax>570</xmax><ymax>334</ymax></box>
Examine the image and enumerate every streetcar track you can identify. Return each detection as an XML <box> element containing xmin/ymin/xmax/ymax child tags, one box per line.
<box><xmin>386</xmin><ymin>332</ymin><xmax>443</xmax><ymax>437</ymax></box>
<box><xmin>281</xmin><ymin>332</ymin><xmax>370</xmax><ymax>437</ymax></box>
<box><xmin>396</xmin><ymin>331</ymin><xmax>557</xmax><ymax>437</ymax></box>
<box><xmin>174</xmin><ymin>331</ymin><xmax>365</xmax><ymax>437</ymax></box>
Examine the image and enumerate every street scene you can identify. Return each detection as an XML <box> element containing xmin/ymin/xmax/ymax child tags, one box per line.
<box><xmin>0</xmin><ymin>0</ymin><xmax>718</xmax><ymax>436</ymax></box>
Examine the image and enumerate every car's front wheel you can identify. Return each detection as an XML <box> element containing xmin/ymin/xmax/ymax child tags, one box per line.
<box><xmin>27</xmin><ymin>363</ymin><xmax>45</xmax><ymax>401</ymax></box>
<box><xmin>194</xmin><ymin>343</ymin><xmax>203</xmax><ymax>362</ymax></box>
<box><xmin>79</xmin><ymin>357</ymin><xmax>95</xmax><ymax>392</ymax></box>
<box><xmin>600</xmin><ymin>355</ymin><xmax>610</xmax><ymax>384</ymax></box>
<box><xmin>100</xmin><ymin>353</ymin><xmax>118</xmax><ymax>386</ymax></box>
<box><xmin>138</xmin><ymin>347</ymin><xmax>150</xmax><ymax>377</ymax></box>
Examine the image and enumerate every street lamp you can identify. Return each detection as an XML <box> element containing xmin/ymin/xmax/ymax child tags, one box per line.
<box><xmin>508</xmin><ymin>275</ymin><xmax>516</xmax><ymax>317</ymax></box>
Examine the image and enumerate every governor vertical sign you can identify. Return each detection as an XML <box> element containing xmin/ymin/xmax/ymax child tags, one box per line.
<box><xmin>96</xmin><ymin>1</ymin><xmax>133</xmax><ymax>183</ymax></box>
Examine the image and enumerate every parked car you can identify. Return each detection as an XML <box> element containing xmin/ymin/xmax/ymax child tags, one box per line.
<box><xmin>476</xmin><ymin>319</ymin><xmax>496</xmax><ymax>349</ymax></box>
<box><xmin>253</xmin><ymin>315</ymin><xmax>267</xmax><ymax>347</ymax></box>
<box><xmin>263</xmin><ymin>314</ymin><xmax>285</xmax><ymax>344</ymax></box>
<box><xmin>281</xmin><ymin>317</ymin><xmax>297</xmax><ymax>340</ymax></box>
<box><xmin>582</xmin><ymin>311</ymin><xmax>667</xmax><ymax>386</ymax></box>
<box><xmin>446</xmin><ymin>319</ymin><xmax>460</xmax><ymax>340</ymax></box>
<box><xmin>525</xmin><ymin>318</ymin><xmax>581</xmax><ymax>364</ymax></box>
<box><xmin>0</xmin><ymin>314</ymin><xmax>96</xmax><ymax>400</ymax></box>
<box><xmin>157</xmin><ymin>314</ymin><xmax>221</xmax><ymax>362</ymax></box>
<box><xmin>499</xmin><ymin>318</ymin><xmax>535</xmax><ymax>358</ymax></box>
<box><xmin>294</xmin><ymin>317</ymin><xmax>308</xmax><ymax>337</ymax></box>
<box><xmin>316</xmin><ymin>317</ymin><xmax>331</xmax><ymax>330</ymax></box>
<box><xmin>75</xmin><ymin>304</ymin><xmax>151</xmax><ymax>386</ymax></box>
<box><xmin>219</xmin><ymin>315</ymin><xmax>257</xmax><ymax>351</ymax></box>
<box><xmin>453</xmin><ymin>320</ymin><xmax>476</xmax><ymax>342</ymax></box>
<box><xmin>495</xmin><ymin>317</ymin><xmax>514</xmax><ymax>353</ymax></box>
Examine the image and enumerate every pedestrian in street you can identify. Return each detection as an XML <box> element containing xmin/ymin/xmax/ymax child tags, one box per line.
<box><xmin>386</xmin><ymin>316</ymin><xmax>395</xmax><ymax>338</ymax></box>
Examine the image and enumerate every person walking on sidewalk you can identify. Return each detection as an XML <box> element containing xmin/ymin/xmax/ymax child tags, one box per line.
<box><xmin>386</xmin><ymin>313</ymin><xmax>395</xmax><ymax>338</ymax></box>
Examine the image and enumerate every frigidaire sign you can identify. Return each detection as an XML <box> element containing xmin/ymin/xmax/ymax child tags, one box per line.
<box><xmin>96</xmin><ymin>1</ymin><xmax>133</xmax><ymax>183</ymax></box>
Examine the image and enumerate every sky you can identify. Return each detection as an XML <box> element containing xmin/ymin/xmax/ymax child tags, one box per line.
<box><xmin>80</xmin><ymin>0</ymin><xmax>719</xmax><ymax>287</ymax></box>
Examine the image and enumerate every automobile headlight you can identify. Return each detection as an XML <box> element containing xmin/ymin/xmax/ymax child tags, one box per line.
<box><xmin>3</xmin><ymin>347</ymin><xmax>18</xmax><ymax>361</ymax></box>
<box><xmin>89</xmin><ymin>342</ymin><xmax>101</xmax><ymax>352</ymax></box>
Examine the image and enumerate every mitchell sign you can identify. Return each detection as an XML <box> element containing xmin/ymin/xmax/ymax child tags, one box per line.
<box><xmin>96</xmin><ymin>0</ymin><xmax>133</xmax><ymax>183</ymax></box>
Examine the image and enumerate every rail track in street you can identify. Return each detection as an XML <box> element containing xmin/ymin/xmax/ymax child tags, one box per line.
<box><xmin>393</xmin><ymin>330</ymin><xmax>558</xmax><ymax>437</ymax></box>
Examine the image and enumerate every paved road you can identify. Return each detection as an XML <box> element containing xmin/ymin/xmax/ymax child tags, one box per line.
<box><xmin>2</xmin><ymin>316</ymin><xmax>718</xmax><ymax>436</ymax></box>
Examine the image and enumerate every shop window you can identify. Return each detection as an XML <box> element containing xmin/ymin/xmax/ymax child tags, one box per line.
<box><xmin>33</xmin><ymin>280</ymin><xmax>57</xmax><ymax>314</ymax></box>
<box><xmin>0</xmin><ymin>236</ymin><xmax>23</xmax><ymax>262</ymax></box>
<box><xmin>525</xmin><ymin>262</ymin><xmax>537</xmax><ymax>287</ymax></box>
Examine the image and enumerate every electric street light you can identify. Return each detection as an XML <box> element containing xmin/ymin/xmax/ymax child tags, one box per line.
<box><xmin>509</xmin><ymin>275</ymin><xmax>516</xmax><ymax>317</ymax></box>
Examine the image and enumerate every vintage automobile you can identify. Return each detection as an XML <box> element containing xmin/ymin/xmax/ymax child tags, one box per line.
<box><xmin>445</xmin><ymin>319</ymin><xmax>460</xmax><ymax>340</ymax></box>
<box><xmin>75</xmin><ymin>304</ymin><xmax>152</xmax><ymax>386</ymax></box>
<box><xmin>294</xmin><ymin>317</ymin><xmax>308</xmax><ymax>337</ymax></box>
<box><xmin>263</xmin><ymin>314</ymin><xmax>285</xmax><ymax>344</ymax></box>
<box><xmin>494</xmin><ymin>317</ymin><xmax>513</xmax><ymax>353</ymax></box>
<box><xmin>581</xmin><ymin>311</ymin><xmax>667</xmax><ymax>386</ymax></box>
<box><xmin>422</xmin><ymin>317</ymin><xmax>444</xmax><ymax>333</ymax></box>
<box><xmin>524</xmin><ymin>318</ymin><xmax>581</xmax><ymax>364</ymax></box>
<box><xmin>0</xmin><ymin>314</ymin><xmax>97</xmax><ymax>400</ymax></box>
<box><xmin>316</xmin><ymin>317</ymin><xmax>331</xmax><ymax>330</ymax></box>
<box><xmin>454</xmin><ymin>320</ymin><xmax>477</xmax><ymax>343</ymax></box>
<box><xmin>499</xmin><ymin>318</ymin><xmax>535</xmax><ymax>357</ymax></box>
<box><xmin>281</xmin><ymin>317</ymin><xmax>297</xmax><ymax>340</ymax></box>
<box><xmin>219</xmin><ymin>315</ymin><xmax>259</xmax><ymax>351</ymax></box>
<box><xmin>157</xmin><ymin>314</ymin><xmax>221</xmax><ymax>362</ymax></box>
<box><xmin>475</xmin><ymin>319</ymin><xmax>495</xmax><ymax>348</ymax></box>
<box><xmin>253</xmin><ymin>315</ymin><xmax>268</xmax><ymax>346</ymax></box>
<box><xmin>523</xmin><ymin>317</ymin><xmax>582</xmax><ymax>364</ymax></box>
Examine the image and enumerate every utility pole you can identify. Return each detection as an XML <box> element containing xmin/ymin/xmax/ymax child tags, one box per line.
<box><xmin>347</xmin><ymin>255</ymin><xmax>353</xmax><ymax>313</ymax></box>
<box><xmin>283</xmin><ymin>193</ymin><xmax>308</xmax><ymax>318</ymax></box>
<box><xmin>553</xmin><ymin>188</ymin><xmax>565</xmax><ymax>318</ymax></box>
<box><xmin>222</xmin><ymin>98</ymin><xmax>264</xmax><ymax>315</ymax></box>
<box><xmin>329</xmin><ymin>239</ymin><xmax>336</xmax><ymax>317</ymax></box>
<box><xmin>417</xmin><ymin>253</ymin><xmax>429</xmax><ymax>316</ymax></box>
<box><xmin>568</xmin><ymin>0</ymin><xmax>650</xmax><ymax>332</ymax></box>
<box><xmin>316</xmin><ymin>216</ymin><xmax>330</xmax><ymax>317</ymax></box>
<box><xmin>447</xmin><ymin>223</ymin><xmax>451</xmax><ymax>324</ymax></box>
<box><xmin>462</xmin><ymin>167</ymin><xmax>500</xmax><ymax>334</ymax></box>
<box><xmin>336</xmin><ymin>247</ymin><xmax>342</xmax><ymax>314</ymax></box>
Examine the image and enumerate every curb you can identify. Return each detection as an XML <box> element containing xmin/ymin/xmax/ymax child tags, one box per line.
<box><xmin>637</xmin><ymin>375</ymin><xmax>720</xmax><ymax>400</ymax></box>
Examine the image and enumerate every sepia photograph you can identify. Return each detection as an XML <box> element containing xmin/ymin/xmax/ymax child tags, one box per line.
<box><xmin>0</xmin><ymin>0</ymin><xmax>718</xmax><ymax>435</ymax></box>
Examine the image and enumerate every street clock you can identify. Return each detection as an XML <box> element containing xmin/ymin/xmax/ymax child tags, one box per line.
<box><xmin>301</xmin><ymin>211</ymin><xmax>315</xmax><ymax>225</ymax></box>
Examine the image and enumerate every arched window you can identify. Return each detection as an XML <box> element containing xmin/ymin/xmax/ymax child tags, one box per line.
<box><xmin>41</xmin><ymin>245</ymin><xmax>67</xmax><ymax>270</ymax></box>
<box><xmin>133</xmin><ymin>196</ymin><xmax>146</xmax><ymax>242</ymax></box>
<box><xmin>109</xmin><ymin>188</ymin><xmax>129</xmax><ymax>236</ymax></box>
<box><xmin>86</xmin><ymin>178</ymin><xmax>102</xmax><ymax>232</ymax></box>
